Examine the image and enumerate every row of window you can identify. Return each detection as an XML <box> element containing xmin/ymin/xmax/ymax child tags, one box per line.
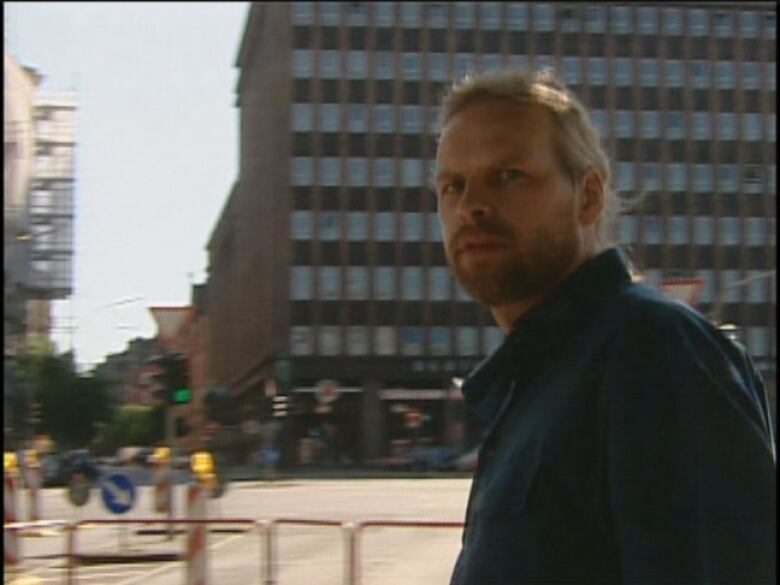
<box><xmin>292</xmin><ymin>50</ymin><xmax>777</xmax><ymax>92</ymax></box>
<box><xmin>292</xmin><ymin>211</ymin><xmax>776</xmax><ymax>248</ymax></box>
<box><xmin>291</xmin><ymin>261</ymin><xmax>776</xmax><ymax>304</ymax></box>
<box><xmin>641</xmin><ymin>270</ymin><xmax>776</xmax><ymax>308</ymax></box>
<box><xmin>290</xmin><ymin>322</ymin><xmax>773</xmax><ymax>359</ymax></box>
<box><xmin>291</xmin><ymin>3</ymin><xmax>776</xmax><ymax>40</ymax></box>
<box><xmin>292</xmin><ymin>104</ymin><xmax>777</xmax><ymax>143</ymax></box>
<box><xmin>292</xmin><ymin>157</ymin><xmax>777</xmax><ymax>194</ymax></box>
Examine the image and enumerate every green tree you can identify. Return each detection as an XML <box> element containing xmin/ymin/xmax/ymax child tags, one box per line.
<box><xmin>17</xmin><ymin>348</ymin><xmax>114</xmax><ymax>450</ymax></box>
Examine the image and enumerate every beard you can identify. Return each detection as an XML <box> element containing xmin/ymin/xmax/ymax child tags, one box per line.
<box><xmin>446</xmin><ymin>215</ymin><xmax>581</xmax><ymax>308</ymax></box>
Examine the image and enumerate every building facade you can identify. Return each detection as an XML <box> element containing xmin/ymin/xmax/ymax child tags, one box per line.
<box><xmin>207</xmin><ymin>2</ymin><xmax>777</xmax><ymax>465</ymax></box>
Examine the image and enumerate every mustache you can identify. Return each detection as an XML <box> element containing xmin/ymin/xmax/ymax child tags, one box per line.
<box><xmin>449</xmin><ymin>222</ymin><xmax>514</xmax><ymax>249</ymax></box>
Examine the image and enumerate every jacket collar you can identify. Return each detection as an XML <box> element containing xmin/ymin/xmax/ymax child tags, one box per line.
<box><xmin>461</xmin><ymin>248</ymin><xmax>633</xmax><ymax>424</ymax></box>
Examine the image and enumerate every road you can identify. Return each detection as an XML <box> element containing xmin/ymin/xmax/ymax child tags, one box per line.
<box><xmin>7</xmin><ymin>474</ymin><xmax>472</xmax><ymax>585</ymax></box>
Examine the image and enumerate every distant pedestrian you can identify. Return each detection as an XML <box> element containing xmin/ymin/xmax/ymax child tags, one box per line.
<box><xmin>435</xmin><ymin>68</ymin><xmax>776</xmax><ymax>584</ymax></box>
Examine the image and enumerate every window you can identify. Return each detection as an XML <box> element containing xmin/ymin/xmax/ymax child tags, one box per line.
<box><xmin>346</xmin><ymin>2</ymin><xmax>367</xmax><ymax>26</ymax></box>
<box><xmin>741</xmin><ymin>62</ymin><xmax>760</xmax><ymax>90</ymax></box>
<box><xmin>429</xmin><ymin>53</ymin><xmax>449</xmax><ymax>81</ymax></box>
<box><xmin>428</xmin><ymin>213</ymin><xmax>443</xmax><ymax>242</ymax></box>
<box><xmin>374</xmin><ymin>158</ymin><xmax>395</xmax><ymax>186</ymax></box>
<box><xmin>694</xmin><ymin>217</ymin><xmax>714</xmax><ymax>244</ymax></box>
<box><xmin>292</xmin><ymin>103</ymin><xmax>313</xmax><ymax>132</ymax></box>
<box><xmin>618</xmin><ymin>215</ymin><xmax>637</xmax><ymax>244</ymax></box>
<box><xmin>616</xmin><ymin>162</ymin><xmax>635</xmax><ymax>191</ymax></box>
<box><xmin>291</xmin><ymin>211</ymin><xmax>313</xmax><ymax>240</ymax></box>
<box><xmin>666</xmin><ymin>111</ymin><xmax>685</xmax><ymax>140</ymax></box>
<box><xmin>560</xmin><ymin>7</ymin><xmax>580</xmax><ymax>33</ymax></box>
<box><xmin>717</xmin><ymin>113</ymin><xmax>737</xmax><ymax>141</ymax></box>
<box><xmin>347</xmin><ymin>266</ymin><xmax>369</xmax><ymax>299</ymax></box>
<box><xmin>664</xmin><ymin>60</ymin><xmax>684</xmax><ymax>88</ymax></box>
<box><xmin>373</xmin><ymin>105</ymin><xmax>395</xmax><ymax>133</ymax></box>
<box><xmin>347</xmin><ymin>158</ymin><xmax>368</xmax><ymax>186</ymax></box>
<box><xmin>319</xmin><ymin>266</ymin><xmax>341</xmax><ymax>299</ymax></box>
<box><xmin>402</xmin><ymin>53</ymin><xmax>421</xmax><ymax>80</ymax></box>
<box><xmin>693</xmin><ymin>165</ymin><xmax>713</xmax><ymax>193</ymax></box>
<box><xmin>668</xmin><ymin>216</ymin><xmax>688</xmax><ymax>245</ymax></box>
<box><xmin>347</xmin><ymin>104</ymin><xmax>367</xmax><ymax>133</ymax></box>
<box><xmin>663</xmin><ymin>7</ymin><xmax>683</xmax><ymax>35</ymax></box>
<box><xmin>375</xmin><ymin>212</ymin><xmax>396</xmax><ymax>241</ymax></box>
<box><xmin>454</xmin><ymin>53</ymin><xmax>474</xmax><ymax>77</ymax></box>
<box><xmin>291</xmin><ymin>157</ymin><xmax>313</xmax><ymax>186</ymax></box>
<box><xmin>721</xmin><ymin>270</ymin><xmax>742</xmax><ymax>303</ymax></box>
<box><xmin>590</xmin><ymin>109</ymin><xmax>608</xmax><ymax>136</ymax></box>
<box><xmin>643</xmin><ymin>216</ymin><xmax>662</xmax><ymax>244</ymax></box>
<box><xmin>746</xmin><ymin>274</ymin><xmax>768</xmax><ymax>303</ymax></box>
<box><xmin>291</xmin><ymin>266</ymin><xmax>313</xmax><ymax>300</ymax></box>
<box><xmin>690</xmin><ymin>60</ymin><xmax>710</xmax><ymax>89</ymax></box>
<box><xmin>719</xmin><ymin>217</ymin><xmax>740</xmax><ymax>246</ymax></box>
<box><xmin>483</xmin><ymin>327</ymin><xmax>504</xmax><ymax>354</ymax></box>
<box><xmin>320</xmin><ymin>50</ymin><xmax>341</xmax><ymax>79</ymax></box>
<box><xmin>692</xmin><ymin>112</ymin><xmax>711</xmax><ymax>140</ymax></box>
<box><xmin>346</xmin><ymin>326</ymin><xmax>368</xmax><ymax>356</ymax></box>
<box><xmin>480</xmin><ymin>2</ymin><xmax>501</xmax><ymax>29</ymax></box>
<box><xmin>763</xmin><ymin>12</ymin><xmax>776</xmax><ymax>38</ymax></box>
<box><xmin>745</xmin><ymin>217</ymin><xmax>766</xmax><ymax>246</ymax></box>
<box><xmin>740</xmin><ymin>11</ymin><xmax>759</xmax><ymax>38</ymax></box>
<box><xmin>718</xmin><ymin>165</ymin><xmax>738</xmax><ymax>193</ymax></box>
<box><xmin>401</xmin><ymin>105</ymin><xmax>422</xmax><ymax>133</ymax></box>
<box><xmin>347</xmin><ymin>51</ymin><xmax>368</xmax><ymax>80</ymax></box>
<box><xmin>638</xmin><ymin>7</ymin><xmax>658</xmax><ymax>34</ymax></box>
<box><xmin>613</xmin><ymin>58</ymin><xmax>633</xmax><ymax>86</ymax></box>
<box><xmin>747</xmin><ymin>328</ymin><xmax>769</xmax><ymax>357</ymax></box>
<box><xmin>640</xmin><ymin>111</ymin><xmax>660</xmax><ymax>139</ymax></box>
<box><xmin>401</xmin><ymin>159</ymin><xmax>423</xmax><ymax>187</ymax></box>
<box><xmin>587</xmin><ymin>58</ymin><xmax>607</xmax><ymax>86</ymax></box>
<box><xmin>429</xmin><ymin>267</ymin><xmax>450</xmax><ymax>300</ymax></box>
<box><xmin>401</xmin><ymin>327</ymin><xmax>423</xmax><ymax>356</ymax></box>
<box><xmin>716</xmin><ymin>61</ymin><xmax>736</xmax><ymax>89</ymax></box>
<box><xmin>291</xmin><ymin>326</ymin><xmax>313</xmax><ymax>356</ymax></box>
<box><xmin>641</xmin><ymin>163</ymin><xmax>661</xmax><ymax>191</ymax></box>
<box><xmin>743</xmin><ymin>165</ymin><xmax>764</xmax><ymax>194</ymax></box>
<box><xmin>585</xmin><ymin>7</ymin><xmax>605</xmax><ymax>33</ymax></box>
<box><xmin>402</xmin><ymin>212</ymin><xmax>423</xmax><ymax>241</ymax></box>
<box><xmin>455</xmin><ymin>2</ymin><xmax>475</xmax><ymax>29</ymax></box>
<box><xmin>430</xmin><ymin>327</ymin><xmax>452</xmax><ymax>356</ymax></box>
<box><xmin>615</xmin><ymin>110</ymin><xmax>634</xmax><ymax>138</ymax></box>
<box><xmin>458</xmin><ymin>327</ymin><xmax>479</xmax><ymax>356</ymax></box>
<box><xmin>292</xmin><ymin>2</ymin><xmax>315</xmax><ymax>26</ymax></box>
<box><xmin>533</xmin><ymin>4</ymin><xmax>555</xmax><ymax>32</ymax></box>
<box><xmin>319</xmin><ymin>211</ymin><xmax>340</xmax><ymax>240</ymax></box>
<box><xmin>698</xmin><ymin>270</ymin><xmax>715</xmax><ymax>303</ymax></box>
<box><xmin>319</xmin><ymin>157</ymin><xmax>341</xmax><ymax>187</ymax></box>
<box><xmin>610</xmin><ymin>6</ymin><xmax>632</xmax><ymax>34</ymax></box>
<box><xmin>374</xmin><ymin>52</ymin><xmax>394</xmax><ymax>80</ymax></box>
<box><xmin>479</xmin><ymin>54</ymin><xmax>502</xmax><ymax>73</ymax></box>
<box><xmin>742</xmin><ymin>113</ymin><xmax>762</xmax><ymax>141</ymax></box>
<box><xmin>400</xmin><ymin>2</ymin><xmax>421</xmax><ymax>26</ymax></box>
<box><xmin>319</xmin><ymin>326</ymin><xmax>340</xmax><ymax>356</ymax></box>
<box><xmin>374</xmin><ymin>266</ymin><xmax>395</xmax><ymax>300</ymax></box>
<box><xmin>507</xmin><ymin>3</ymin><xmax>527</xmax><ymax>30</ymax></box>
<box><xmin>292</xmin><ymin>50</ymin><xmax>313</xmax><ymax>78</ymax></box>
<box><xmin>666</xmin><ymin>163</ymin><xmax>687</xmax><ymax>192</ymax></box>
<box><xmin>347</xmin><ymin>211</ymin><xmax>368</xmax><ymax>240</ymax></box>
<box><xmin>562</xmin><ymin>57</ymin><xmax>581</xmax><ymax>85</ymax></box>
<box><xmin>320</xmin><ymin>104</ymin><xmax>339</xmax><ymax>133</ymax></box>
<box><xmin>374</xmin><ymin>327</ymin><xmax>396</xmax><ymax>356</ymax></box>
<box><xmin>427</xmin><ymin>3</ymin><xmax>448</xmax><ymax>28</ymax></box>
<box><xmin>714</xmin><ymin>11</ymin><xmax>733</xmax><ymax>37</ymax></box>
<box><xmin>688</xmin><ymin>8</ymin><xmax>707</xmax><ymax>36</ymax></box>
<box><xmin>402</xmin><ymin>267</ymin><xmax>423</xmax><ymax>300</ymax></box>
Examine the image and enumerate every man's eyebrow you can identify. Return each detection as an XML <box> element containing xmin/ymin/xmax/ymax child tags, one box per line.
<box><xmin>434</xmin><ymin>168</ymin><xmax>459</xmax><ymax>182</ymax></box>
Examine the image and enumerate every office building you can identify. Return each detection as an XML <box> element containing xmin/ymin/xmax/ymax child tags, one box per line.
<box><xmin>207</xmin><ymin>2</ymin><xmax>776</xmax><ymax>463</ymax></box>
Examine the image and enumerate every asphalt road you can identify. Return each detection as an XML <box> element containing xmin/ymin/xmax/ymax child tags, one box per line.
<box><xmin>8</xmin><ymin>475</ymin><xmax>472</xmax><ymax>585</ymax></box>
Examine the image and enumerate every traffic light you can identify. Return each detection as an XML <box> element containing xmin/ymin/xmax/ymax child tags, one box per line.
<box><xmin>151</xmin><ymin>353</ymin><xmax>192</xmax><ymax>405</ymax></box>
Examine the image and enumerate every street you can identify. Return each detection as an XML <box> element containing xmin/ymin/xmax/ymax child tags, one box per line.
<box><xmin>7</xmin><ymin>475</ymin><xmax>471</xmax><ymax>584</ymax></box>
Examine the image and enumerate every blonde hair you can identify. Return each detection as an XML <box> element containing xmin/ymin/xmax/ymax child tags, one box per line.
<box><xmin>438</xmin><ymin>68</ymin><xmax>618</xmax><ymax>252</ymax></box>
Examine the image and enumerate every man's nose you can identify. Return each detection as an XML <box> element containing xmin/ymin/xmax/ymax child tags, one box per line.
<box><xmin>457</xmin><ymin>182</ymin><xmax>494</xmax><ymax>223</ymax></box>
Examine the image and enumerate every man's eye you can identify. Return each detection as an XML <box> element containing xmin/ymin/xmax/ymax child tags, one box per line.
<box><xmin>499</xmin><ymin>169</ymin><xmax>524</xmax><ymax>182</ymax></box>
<box><xmin>439</xmin><ymin>180</ymin><xmax>465</xmax><ymax>196</ymax></box>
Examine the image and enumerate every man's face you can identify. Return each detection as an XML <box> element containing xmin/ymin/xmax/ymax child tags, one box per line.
<box><xmin>435</xmin><ymin>98</ymin><xmax>586</xmax><ymax>308</ymax></box>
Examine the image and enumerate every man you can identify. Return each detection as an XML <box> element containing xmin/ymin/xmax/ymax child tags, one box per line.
<box><xmin>435</xmin><ymin>68</ymin><xmax>776</xmax><ymax>584</ymax></box>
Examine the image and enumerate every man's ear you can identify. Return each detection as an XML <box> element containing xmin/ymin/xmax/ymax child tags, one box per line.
<box><xmin>578</xmin><ymin>168</ymin><xmax>604</xmax><ymax>227</ymax></box>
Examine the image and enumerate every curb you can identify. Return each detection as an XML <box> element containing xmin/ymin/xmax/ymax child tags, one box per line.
<box><xmin>73</xmin><ymin>552</ymin><xmax>180</xmax><ymax>565</ymax></box>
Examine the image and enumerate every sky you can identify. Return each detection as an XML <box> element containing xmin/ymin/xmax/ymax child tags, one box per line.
<box><xmin>5</xmin><ymin>2</ymin><xmax>251</xmax><ymax>371</ymax></box>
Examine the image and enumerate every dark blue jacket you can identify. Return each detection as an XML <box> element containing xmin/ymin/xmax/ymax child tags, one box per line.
<box><xmin>451</xmin><ymin>249</ymin><xmax>776</xmax><ymax>585</ymax></box>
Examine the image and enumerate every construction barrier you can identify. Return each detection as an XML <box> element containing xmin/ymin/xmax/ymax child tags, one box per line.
<box><xmin>153</xmin><ymin>459</ymin><xmax>172</xmax><ymax>514</ymax></box>
<box><xmin>4</xmin><ymin>472</ymin><xmax>21</xmax><ymax>567</ymax></box>
<box><xmin>186</xmin><ymin>482</ymin><xmax>208</xmax><ymax>585</ymax></box>
<box><xmin>25</xmin><ymin>459</ymin><xmax>43</xmax><ymax>522</ymax></box>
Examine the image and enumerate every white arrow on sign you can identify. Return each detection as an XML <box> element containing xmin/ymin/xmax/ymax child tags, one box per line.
<box><xmin>102</xmin><ymin>478</ymin><xmax>132</xmax><ymax>507</ymax></box>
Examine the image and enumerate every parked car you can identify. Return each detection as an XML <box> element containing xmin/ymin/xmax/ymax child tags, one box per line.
<box><xmin>42</xmin><ymin>450</ymin><xmax>101</xmax><ymax>487</ymax></box>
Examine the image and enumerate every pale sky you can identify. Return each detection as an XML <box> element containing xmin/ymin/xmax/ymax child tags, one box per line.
<box><xmin>5</xmin><ymin>2</ymin><xmax>250</xmax><ymax>371</ymax></box>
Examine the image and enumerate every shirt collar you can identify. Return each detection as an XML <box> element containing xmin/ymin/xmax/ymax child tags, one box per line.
<box><xmin>460</xmin><ymin>248</ymin><xmax>633</xmax><ymax>423</ymax></box>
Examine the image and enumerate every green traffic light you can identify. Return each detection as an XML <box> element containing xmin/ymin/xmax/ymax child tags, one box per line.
<box><xmin>172</xmin><ymin>388</ymin><xmax>192</xmax><ymax>404</ymax></box>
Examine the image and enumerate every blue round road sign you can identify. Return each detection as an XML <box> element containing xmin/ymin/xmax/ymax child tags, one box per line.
<box><xmin>100</xmin><ymin>473</ymin><xmax>136</xmax><ymax>514</ymax></box>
